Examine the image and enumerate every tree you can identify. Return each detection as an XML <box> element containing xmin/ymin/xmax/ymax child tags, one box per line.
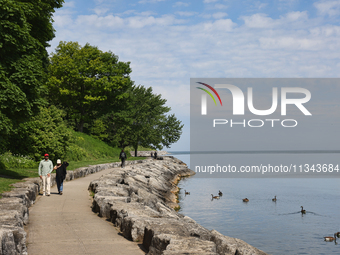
<box><xmin>104</xmin><ymin>85</ymin><xmax>183</xmax><ymax>156</ymax></box>
<box><xmin>47</xmin><ymin>41</ymin><xmax>133</xmax><ymax>133</ymax></box>
<box><xmin>0</xmin><ymin>0</ymin><xmax>64</xmax><ymax>152</ymax></box>
<box><xmin>9</xmin><ymin>106</ymin><xmax>72</xmax><ymax>161</ymax></box>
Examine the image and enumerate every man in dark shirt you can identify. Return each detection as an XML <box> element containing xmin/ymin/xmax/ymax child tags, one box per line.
<box><xmin>119</xmin><ymin>149</ymin><xmax>127</xmax><ymax>168</ymax></box>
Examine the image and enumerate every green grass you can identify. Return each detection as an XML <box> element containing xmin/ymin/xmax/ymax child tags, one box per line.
<box><xmin>174</xmin><ymin>205</ymin><xmax>181</xmax><ymax>212</ymax></box>
<box><xmin>66</xmin><ymin>131</ymin><xmax>122</xmax><ymax>161</ymax></box>
<box><xmin>0</xmin><ymin>177</ymin><xmax>23</xmax><ymax>197</ymax></box>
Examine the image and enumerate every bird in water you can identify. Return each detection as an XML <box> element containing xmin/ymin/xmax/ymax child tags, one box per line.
<box><xmin>243</xmin><ymin>198</ymin><xmax>249</xmax><ymax>202</ymax></box>
<box><xmin>218</xmin><ymin>190</ymin><xmax>223</xmax><ymax>196</ymax></box>
<box><xmin>324</xmin><ymin>233</ymin><xmax>337</xmax><ymax>242</ymax></box>
<box><xmin>301</xmin><ymin>206</ymin><xmax>306</xmax><ymax>214</ymax></box>
<box><xmin>272</xmin><ymin>196</ymin><xmax>277</xmax><ymax>202</ymax></box>
<box><xmin>184</xmin><ymin>190</ymin><xmax>190</xmax><ymax>195</ymax></box>
<box><xmin>211</xmin><ymin>194</ymin><xmax>220</xmax><ymax>199</ymax></box>
<box><xmin>336</xmin><ymin>232</ymin><xmax>340</xmax><ymax>238</ymax></box>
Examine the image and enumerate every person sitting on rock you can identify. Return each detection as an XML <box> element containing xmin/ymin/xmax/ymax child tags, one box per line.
<box><xmin>119</xmin><ymin>149</ymin><xmax>127</xmax><ymax>168</ymax></box>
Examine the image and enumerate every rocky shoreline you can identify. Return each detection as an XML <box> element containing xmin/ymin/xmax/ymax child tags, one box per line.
<box><xmin>89</xmin><ymin>156</ymin><xmax>268</xmax><ymax>255</ymax></box>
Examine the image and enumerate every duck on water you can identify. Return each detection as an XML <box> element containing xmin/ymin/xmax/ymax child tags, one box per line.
<box><xmin>324</xmin><ymin>233</ymin><xmax>337</xmax><ymax>242</ymax></box>
<box><xmin>211</xmin><ymin>194</ymin><xmax>220</xmax><ymax>199</ymax></box>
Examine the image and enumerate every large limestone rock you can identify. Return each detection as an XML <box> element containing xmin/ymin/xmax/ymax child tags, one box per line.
<box><xmin>0</xmin><ymin>184</ymin><xmax>36</xmax><ymax>255</ymax></box>
<box><xmin>210</xmin><ymin>230</ymin><xmax>268</xmax><ymax>255</ymax></box>
<box><xmin>0</xmin><ymin>226</ymin><xmax>27</xmax><ymax>255</ymax></box>
<box><xmin>150</xmin><ymin>234</ymin><xmax>218</xmax><ymax>255</ymax></box>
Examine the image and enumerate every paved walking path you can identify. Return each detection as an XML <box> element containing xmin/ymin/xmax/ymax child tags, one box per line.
<box><xmin>26</xmin><ymin>167</ymin><xmax>145</xmax><ymax>255</ymax></box>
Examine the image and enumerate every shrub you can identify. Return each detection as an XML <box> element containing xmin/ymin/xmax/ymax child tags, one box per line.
<box><xmin>0</xmin><ymin>152</ymin><xmax>37</xmax><ymax>169</ymax></box>
<box><xmin>9</xmin><ymin>106</ymin><xmax>72</xmax><ymax>162</ymax></box>
<box><xmin>65</xmin><ymin>144</ymin><xmax>88</xmax><ymax>162</ymax></box>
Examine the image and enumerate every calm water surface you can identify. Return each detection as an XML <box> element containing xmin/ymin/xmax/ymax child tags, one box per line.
<box><xmin>169</xmin><ymin>152</ymin><xmax>340</xmax><ymax>255</ymax></box>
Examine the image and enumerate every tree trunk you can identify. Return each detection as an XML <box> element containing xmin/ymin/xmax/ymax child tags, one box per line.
<box><xmin>78</xmin><ymin>120</ymin><xmax>84</xmax><ymax>132</ymax></box>
<box><xmin>134</xmin><ymin>145</ymin><xmax>138</xmax><ymax>157</ymax></box>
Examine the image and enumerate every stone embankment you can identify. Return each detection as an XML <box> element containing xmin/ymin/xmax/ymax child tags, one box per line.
<box><xmin>89</xmin><ymin>157</ymin><xmax>268</xmax><ymax>255</ymax></box>
<box><xmin>130</xmin><ymin>151</ymin><xmax>168</xmax><ymax>157</ymax></box>
<box><xmin>0</xmin><ymin>159</ymin><xmax>148</xmax><ymax>255</ymax></box>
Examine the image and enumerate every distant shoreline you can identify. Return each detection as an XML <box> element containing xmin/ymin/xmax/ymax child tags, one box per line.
<box><xmin>168</xmin><ymin>150</ymin><xmax>340</xmax><ymax>154</ymax></box>
<box><xmin>129</xmin><ymin>150</ymin><xmax>169</xmax><ymax>157</ymax></box>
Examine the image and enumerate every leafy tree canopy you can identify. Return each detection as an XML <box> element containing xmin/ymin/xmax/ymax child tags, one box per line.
<box><xmin>47</xmin><ymin>41</ymin><xmax>133</xmax><ymax>133</ymax></box>
<box><xmin>104</xmin><ymin>85</ymin><xmax>183</xmax><ymax>155</ymax></box>
<box><xmin>0</xmin><ymin>0</ymin><xmax>64</xmax><ymax>150</ymax></box>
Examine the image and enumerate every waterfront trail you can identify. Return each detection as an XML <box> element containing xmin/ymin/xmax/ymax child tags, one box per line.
<box><xmin>26</xmin><ymin>166</ymin><xmax>145</xmax><ymax>255</ymax></box>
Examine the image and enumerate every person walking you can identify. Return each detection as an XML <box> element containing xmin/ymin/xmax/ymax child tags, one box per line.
<box><xmin>53</xmin><ymin>159</ymin><xmax>68</xmax><ymax>195</ymax></box>
<box><xmin>119</xmin><ymin>149</ymin><xmax>127</xmax><ymax>168</ymax></box>
<box><xmin>38</xmin><ymin>153</ymin><xmax>53</xmax><ymax>196</ymax></box>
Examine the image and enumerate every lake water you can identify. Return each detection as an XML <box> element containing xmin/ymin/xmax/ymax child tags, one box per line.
<box><xmin>169</xmin><ymin>152</ymin><xmax>340</xmax><ymax>255</ymax></box>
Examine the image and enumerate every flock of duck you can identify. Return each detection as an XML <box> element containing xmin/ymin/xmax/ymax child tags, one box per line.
<box><xmin>184</xmin><ymin>190</ymin><xmax>339</xmax><ymax>243</ymax></box>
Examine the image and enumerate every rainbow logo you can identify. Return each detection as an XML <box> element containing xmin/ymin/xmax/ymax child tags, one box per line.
<box><xmin>196</xmin><ymin>82</ymin><xmax>223</xmax><ymax>106</ymax></box>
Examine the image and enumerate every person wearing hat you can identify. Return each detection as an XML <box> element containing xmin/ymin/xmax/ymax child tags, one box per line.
<box><xmin>38</xmin><ymin>154</ymin><xmax>53</xmax><ymax>196</ymax></box>
<box><xmin>53</xmin><ymin>159</ymin><xmax>67</xmax><ymax>195</ymax></box>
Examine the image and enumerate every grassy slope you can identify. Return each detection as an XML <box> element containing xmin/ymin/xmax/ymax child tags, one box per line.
<box><xmin>0</xmin><ymin>132</ymin><xmax>145</xmax><ymax>195</ymax></box>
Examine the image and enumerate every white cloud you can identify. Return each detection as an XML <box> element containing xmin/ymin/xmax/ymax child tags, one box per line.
<box><xmin>314</xmin><ymin>0</ymin><xmax>340</xmax><ymax>16</ymax></box>
<box><xmin>93</xmin><ymin>7</ymin><xmax>109</xmax><ymax>16</ymax></box>
<box><xmin>204</xmin><ymin>0</ymin><xmax>219</xmax><ymax>3</ymax></box>
<box><xmin>117</xmin><ymin>10</ymin><xmax>137</xmax><ymax>16</ymax></box>
<box><xmin>138</xmin><ymin>0</ymin><xmax>165</xmax><ymax>3</ymax></box>
<box><xmin>242</xmin><ymin>11</ymin><xmax>309</xmax><ymax>28</ymax></box>
<box><xmin>309</xmin><ymin>24</ymin><xmax>340</xmax><ymax>37</ymax></box>
<box><xmin>200</xmin><ymin>18</ymin><xmax>235</xmax><ymax>31</ymax></box>
<box><xmin>176</xmin><ymin>11</ymin><xmax>197</xmax><ymax>17</ymax></box>
<box><xmin>242</xmin><ymin>13</ymin><xmax>275</xmax><ymax>28</ymax></box>
<box><xmin>212</xmin><ymin>12</ymin><xmax>228</xmax><ymax>19</ymax></box>
<box><xmin>284</xmin><ymin>11</ymin><xmax>308</xmax><ymax>21</ymax></box>
<box><xmin>173</xmin><ymin>1</ymin><xmax>190</xmax><ymax>7</ymax></box>
<box><xmin>258</xmin><ymin>3</ymin><xmax>267</xmax><ymax>10</ymax></box>
<box><xmin>214</xmin><ymin>4</ymin><xmax>228</xmax><ymax>9</ymax></box>
<box><xmin>63</xmin><ymin>1</ymin><xmax>75</xmax><ymax>8</ymax></box>
<box><xmin>259</xmin><ymin>37</ymin><xmax>324</xmax><ymax>51</ymax></box>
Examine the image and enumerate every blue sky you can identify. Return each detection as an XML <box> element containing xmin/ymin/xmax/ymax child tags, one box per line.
<box><xmin>49</xmin><ymin>0</ymin><xmax>340</xmax><ymax>150</ymax></box>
